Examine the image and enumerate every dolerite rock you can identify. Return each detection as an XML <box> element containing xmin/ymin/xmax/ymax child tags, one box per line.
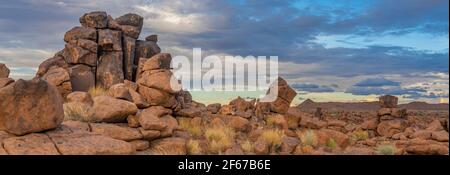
<box><xmin>69</xmin><ymin>64</ymin><xmax>95</xmax><ymax>92</ymax></box>
<box><xmin>259</xmin><ymin>77</ymin><xmax>296</xmax><ymax>114</ymax></box>
<box><xmin>148</xmin><ymin>137</ymin><xmax>186</xmax><ymax>155</ymax></box>
<box><xmin>379</xmin><ymin>95</ymin><xmax>398</xmax><ymax>108</ymax></box>
<box><xmin>68</xmin><ymin>39</ymin><xmax>98</xmax><ymax>53</ymax></box>
<box><xmin>0</xmin><ymin>78</ymin><xmax>14</xmax><ymax>89</ymax></box>
<box><xmin>123</xmin><ymin>36</ymin><xmax>136</xmax><ymax>80</ymax></box>
<box><xmin>79</xmin><ymin>11</ymin><xmax>108</xmax><ymax>29</ymax></box>
<box><xmin>135</xmin><ymin>40</ymin><xmax>161</xmax><ymax>65</ymax></box>
<box><xmin>88</xmin><ymin>95</ymin><xmax>138</xmax><ymax>123</ymax></box>
<box><xmin>66</xmin><ymin>91</ymin><xmax>93</xmax><ymax>105</ymax></box>
<box><xmin>64</xmin><ymin>26</ymin><xmax>97</xmax><ymax>42</ymax></box>
<box><xmin>42</xmin><ymin>67</ymin><xmax>72</xmax><ymax>97</ymax></box>
<box><xmin>63</xmin><ymin>43</ymin><xmax>97</xmax><ymax>66</ymax></box>
<box><xmin>0</xmin><ymin>63</ymin><xmax>10</xmax><ymax>78</ymax></box>
<box><xmin>36</xmin><ymin>55</ymin><xmax>69</xmax><ymax>77</ymax></box>
<box><xmin>138</xmin><ymin>86</ymin><xmax>178</xmax><ymax>108</ymax></box>
<box><xmin>2</xmin><ymin>133</ymin><xmax>60</xmax><ymax>155</ymax></box>
<box><xmin>115</xmin><ymin>13</ymin><xmax>144</xmax><ymax>39</ymax></box>
<box><xmin>97</xmin><ymin>52</ymin><xmax>124</xmax><ymax>88</ymax></box>
<box><xmin>137</xmin><ymin>69</ymin><xmax>182</xmax><ymax>94</ymax></box>
<box><xmin>98</xmin><ymin>29</ymin><xmax>122</xmax><ymax>51</ymax></box>
<box><xmin>90</xmin><ymin>123</ymin><xmax>143</xmax><ymax>141</ymax></box>
<box><xmin>145</xmin><ymin>35</ymin><xmax>158</xmax><ymax>42</ymax></box>
<box><xmin>142</xmin><ymin>53</ymin><xmax>172</xmax><ymax>70</ymax></box>
<box><xmin>0</xmin><ymin>78</ymin><xmax>64</xmax><ymax>135</ymax></box>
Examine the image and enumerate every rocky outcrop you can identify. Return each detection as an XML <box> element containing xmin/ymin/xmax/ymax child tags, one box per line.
<box><xmin>0</xmin><ymin>63</ymin><xmax>10</xmax><ymax>78</ymax></box>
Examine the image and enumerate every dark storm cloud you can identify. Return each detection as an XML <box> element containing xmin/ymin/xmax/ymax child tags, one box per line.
<box><xmin>354</xmin><ymin>77</ymin><xmax>400</xmax><ymax>87</ymax></box>
<box><xmin>291</xmin><ymin>83</ymin><xmax>335</xmax><ymax>93</ymax></box>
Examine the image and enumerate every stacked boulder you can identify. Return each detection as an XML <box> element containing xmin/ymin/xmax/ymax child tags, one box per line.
<box><xmin>255</xmin><ymin>77</ymin><xmax>297</xmax><ymax>118</ymax></box>
<box><xmin>376</xmin><ymin>95</ymin><xmax>408</xmax><ymax>137</ymax></box>
<box><xmin>0</xmin><ymin>63</ymin><xmax>13</xmax><ymax>89</ymax></box>
<box><xmin>35</xmin><ymin>11</ymin><xmax>161</xmax><ymax>97</ymax></box>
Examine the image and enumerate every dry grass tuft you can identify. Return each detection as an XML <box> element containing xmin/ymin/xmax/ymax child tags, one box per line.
<box><xmin>88</xmin><ymin>86</ymin><xmax>108</xmax><ymax>98</ymax></box>
<box><xmin>241</xmin><ymin>140</ymin><xmax>254</xmax><ymax>153</ymax></box>
<box><xmin>376</xmin><ymin>144</ymin><xmax>397</xmax><ymax>155</ymax></box>
<box><xmin>352</xmin><ymin>129</ymin><xmax>369</xmax><ymax>141</ymax></box>
<box><xmin>187</xmin><ymin>140</ymin><xmax>202</xmax><ymax>155</ymax></box>
<box><xmin>63</xmin><ymin>102</ymin><xmax>93</xmax><ymax>122</ymax></box>
<box><xmin>298</xmin><ymin>130</ymin><xmax>318</xmax><ymax>147</ymax></box>
<box><xmin>178</xmin><ymin>118</ymin><xmax>203</xmax><ymax>138</ymax></box>
<box><xmin>260</xmin><ymin>129</ymin><xmax>284</xmax><ymax>152</ymax></box>
<box><xmin>204</xmin><ymin>126</ymin><xmax>235</xmax><ymax>154</ymax></box>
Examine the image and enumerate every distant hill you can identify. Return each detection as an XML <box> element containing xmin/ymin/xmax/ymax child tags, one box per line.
<box><xmin>297</xmin><ymin>99</ymin><xmax>449</xmax><ymax>111</ymax></box>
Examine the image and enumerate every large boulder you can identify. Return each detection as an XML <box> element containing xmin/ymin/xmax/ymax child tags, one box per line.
<box><xmin>0</xmin><ymin>78</ymin><xmax>64</xmax><ymax>135</ymax></box>
<box><xmin>137</xmin><ymin>106</ymin><xmax>172</xmax><ymax>130</ymax></box>
<box><xmin>137</xmin><ymin>85</ymin><xmax>178</xmax><ymax>108</ymax></box>
<box><xmin>148</xmin><ymin>137</ymin><xmax>186</xmax><ymax>155</ymax></box>
<box><xmin>64</xmin><ymin>26</ymin><xmax>97</xmax><ymax>42</ymax></box>
<box><xmin>36</xmin><ymin>56</ymin><xmax>68</xmax><ymax>77</ymax></box>
<box><xmin>115</xmin><ymin>13</ymin><xmax>144</xmax><ymax>39</ymax></box>
<box><xmin>88</xmin><ymin>95</ymin><xmax>138</xmax><ymax>123</ymax></box>
<box><xmin>0</xmin><ymin>78</ymin><xmax>14</xmax><ymax>89</ymax></box>
<box><xmin>377</xmin><ymin>119</ymin><xmax>406</xmax><ymax>137</ymax></box>
<box><xmin>63</xmin><ymin>43</ymin><xmax>97</xmax><ymax>66</ymax></box>
<box><xmin>135</xmin><ymin>40</ymin><xmax>161</xmax><ymax>64</ymax></box>
<box><xmin>79</xmin><ymin>11</ymin><xmax>108</xmax><ymax>29</ymax></box>
<box><xmin>90</xmin><ymin>123</ymin><xmax>143</xmax><ymax>141</ymax></box>
<box><xmin>0</xmin><ymin>63</ymin><xmax>10</xmax><ymax>78</ymax></box>
<box><xmin>143</xmin><ymin>53</ymin><xmax>172</xmax><ymax>71</ymax></box>
<box><xmin>137</xmin><ymin>69</ymin><xmax>182</xmax><ymax>94</ymax></box>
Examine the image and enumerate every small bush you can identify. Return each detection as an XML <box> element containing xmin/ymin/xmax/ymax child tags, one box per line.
<box><xmin>178</xmin><ymin>118</ymin><xmax>203</xmax><ymax>138</ymax></box>
<box><xmin>63</xmin><ymin>102</ymin><xmax>92</xmax><ymax>122</ymax></box>
<box><xmin>376</xmin><ymin>144</ymin><xmax>397</xmax><ymax>155</ymax></box>
<box><xmin>352</xmin><ymin>129</ymin><xmax>369</xmax><ymax>141</ymax></box>
<box><xmin>88</xmin><ymin>86</ymin><xmax>108</xmax><ymax>98</ymax></box>
<box><xmin>187</xmin><ymin>140</ymin><xmax>202</xmax><ymax>155</ymax></box>
<box><xmin>241</xmin><ymin>140</ymin><xmax>254</xmax><ymax>153</ymax></box>
<box><xmin>205</xmin><ymin>126</ymin><xmax>235</xmax><ymax>154</ymax></box>
<box><xmin>260</xmin><ymin>129</ymin><xmax>284</xmax><ymax>152</ymax></box>
<box><xmin>326</xmin><ymin>138</ymin><xmax>338</xmax><ymax>150</ymax></box>
<box><xmin>298</xmin><ymin>130</ymin><xmax>317</xmax><ymax>147</ymax></box>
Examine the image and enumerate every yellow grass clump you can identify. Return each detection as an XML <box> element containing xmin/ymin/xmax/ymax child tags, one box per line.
<box><xmin>241</xmin><ymin>140</ymin><xmax>254</xmax><ymax>153</ymax></box>
<box><xmin>63</xmin><ymin>102</ymin><xmax>92</xmax><ymax>122</ymax></box>
<box><xmin>187</xmin><ymin>140</ymin><xmax>202</xmax><ymax>155</ymax></box>
<box><xmin>178</xmin><ymin>118</ymin><xmax>203</xmax><ymax>138</ymax></box>
<box><xmin>204</xmin><ymin>126</ymin><xmax>235</xmax><ymax>154</ymax></box>
<box><xmin>298</xmin><ymin>130</ymin><xmax>318</xmax><ymax>147</ymax></box>
<box><xmin>260</xmin><ymin>129</ymin><xmax>284</xmax><ymax>152</ymax></box>
<box><xmin>88</xmin><ymin>86</ymin><xmax>108</xmax><ymax>98</ymax></box>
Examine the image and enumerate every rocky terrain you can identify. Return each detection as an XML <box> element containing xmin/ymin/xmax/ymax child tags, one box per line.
<box><xmin>0</xmin><ymin>11</ymin><xmax>449</xmax><ymax>155</ymax></box>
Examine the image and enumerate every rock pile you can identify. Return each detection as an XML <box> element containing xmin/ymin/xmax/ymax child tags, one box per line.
<box><xmin>376</xmin><ymin>95</ymin><xmax>407</xmax><ymax>137</ymax></box>
<box><xmin>35</xmin><ymin>11</ymin><xmax>161</xmax><ymax>97</ymax></box>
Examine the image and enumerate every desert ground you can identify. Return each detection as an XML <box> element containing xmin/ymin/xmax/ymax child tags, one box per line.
<box><xmin>0</xmin><ymin>11</ymin><xmax>448</xmax><ymax>155</ymax></box>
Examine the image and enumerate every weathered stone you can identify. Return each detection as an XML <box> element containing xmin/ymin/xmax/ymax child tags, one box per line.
<box><xmin>61</xmin><ymin>120</ymin><xmax>91</xmax><ymax>133</ymax></box>
<box><xmin>67</xmin><ymin>91</ymin><xmax>93</xmax><ymax>105</ymax></box>
<box><xmin>410</xmin><ymin>130</ymin><xmax>432</xmax><ymax>140</ymax></box>
<box><xmin>63</xmin><ymin>43</ymin><xmax>97</xmax><ymax>66</ymax></box>
<box><xmin>254</xmin><ymin>138</ymin><xmax>269</xmax><ymax>155</ymax></box>
<box><xmin>377</xmin><ymin>119</ymin><xmax>406</xmax><ymax>137</ymax></box>
<box><xmin>0</xmin><ymin>63</ymin><xmax>10</xmax><ymax>78</ymax></box>
<box><xmin>431</xmin><ymin>130</ymin><xmax>449</xmax><ymax>142</ymax></box>
<box><xmin>107</xmin><ymin>15</ymin><xmax>121</xmax><ymax>30</ymax></box>
<box><xmin>259</xmin><ymin>78</ymin><xmax>296</xmax><ymax>114</ymax></box>
<box><xmin>299</xmin><ymin>116</ymin><xmax>327</xmax><ymax>129</ymax></box>
<box><xmin>69</xmin><ymin>39</ymin><xmax>98</xmax><ymax>53</ymax></box>
<box><xmin>143</xmin><ymin>53</ymin><xmax>172</xmax><ymax>71</ymax></box>
<box><xmin>123</xmin><ymin>36</ymin><xmax>136</xmax><ymax>81</ymax></box>
<box><xmin>42</xmin><ymin>67</ymin><xmax>72</xmax><ymax>97</ymax></box>
<box><xmin>64</xmin><ymin>26</ymin><xmax>97</xmax><ymax>42</ymax></box>
<box><xmin>281</xmin><ymin>136</ymin><xmax>300</xmax><ymax>153</ymax></box>
<box><xmin>127</xmin><ymin>115</ymin><xmax>140</xmax><ymax>128</ymax></box>
<box><xmin>377</xmin><ymin>108</ymin><xmax>392</xmax><ymax>116</ymax></box>
<box><xmin>135</xmin><ymin>40</ymin><xmax>161</xmax><ymax>64</ymax></box>
<box><xmin>0</xmin><ymin>78</ymin><xmax>64</xmax><ymax>135</ymax></box>
<box><xmin>379</xmin><ymin>95</ymin><xmax>398</xmax><ymax>108</ymax></box>
<box><xmin>129</xmin><ymin>140</ymin><xmax>150</xmax><ymax>151</ymax></box>
<box><xmin>49</xmin><ymin>132</ymin><xmax>135</xmax><ymax>155</ymax></box>
<box><xmin>115</xmin><ymin>13</ymin><xmax>144</xmax><ymax>27</ymax></box>
<box><xmin>148</xmin><ymin>138</ymin><xmax>186</xmax><ymax>155</ymax></box>
<box><xmin>97</xmin><ymin>51</ymin><xmax>124</xmax><ymax>88</ymax></box>
<box><xmin>90</xmin><ymin>123</ymin><xmax>143</xmax><ymax>141</ymax></box>
<box><xmin>135</xmin><ymin>57</ymin><xmax>148</xmax><ymax>81</ymax></box>
<box><xmin>0</xmin><ymin>78</ymin><xmax>14</xmax><ymax>89</ymax></box>
<box><xmin>88</xmin><ymin>95</ymin><xmax>138</xmax><ymax>123</ymax></box>
<box><xmin>36</xmin><ymin>56</ymin><xmax>68</xmax><ymax>77</ymax></box>
<box><xmin>108</xmin><ymin>83</ymin><xmax>132</xmax><ymax>101</ymax></box>
<box><xmin>426</xmin><ymin>119</ymin><xmax>444</xmax><ymax>131</ymax></box>
<box><xmin>316</xmin><ymin>129</ymin><xmax>350</xmax><ymax>149</ymax></box>
<box><xmin>405</xmin><ymin>140</ymin><xmax>448</xmax><ymax>155</ymax></box>
<box><xmin>176</xmin><ymin>108</ymin><xmax>202</xmax><ymax>118</ymax></box>
<box><xmin>230</xmin><ymin>96</ymin><xmax>254</xmax><ymax>113</ymax></box>
<box><xmin>207</xmin><ymin>103</ymin><xmax>221</xmax><ymax>114</ymax></box>
<box><xmin>137</xmin><ymin>106</ymin><xmax>172</xmax><ymax>130</ymax></box>
<box><xmin>69</xmin><ymin>64</ymin><xmax>95</xmax><ymax>92</ymax></box>
<box><xmin>137</xmin><ymin>85</ymin><xmax>177</xmax><ymax>108</ymax></box>
<box><xmin>80</xmin><ymin>11</ymin><xmax>108</xmax><ymax>28</ymax></box>
<box><xmin>137</xmin><ymin>69</ymin><xmax>182</xmax><ymax>94</ymax></box>
<box><xmin>139</xmin><ymin>128</ymin><xmax>161</xmax><ymax>140</ymax></box>
<box><xmin>285</xmin><ymin>107</ymin><xmax>303</xmax><ymax>129</ymax></box>
<box><xmin>391</xmin><ymin>108</ymin><xmax>407</xmax><ymax>118</ymax></box>
<box><xmin>145</xmin><ymin>35</ymin><xmax>158</xmax><ymax>42</ymax></box>
<box><xmin>3</xmin><ymin>134</ymin><xmax>60</xmax><ymax>155</ymax></box>
<box><xmin>229</xmin><ymin>116</ymin><xmax>251</xmax><ymax>132</ymax></box>
<box><xmin>361</xmin><ymin>118</ymin><xmax>379</xmax><ymax>130</ymax></box>
<box><xmin>128</xmin><ymin>88</ymin><xmax>149</xmax><ymax>108</ymax></box>
<box><xmin>120</xmin><ymin>25</ymin><xmax>141</xmax><ymax>39</ymax></box>
<box><xmin>219</xmin><ymin>105</ymin><xmax>235</xmax><ymax>115</ymax></box>
<box><xmin>98</xmin><ymin>29</ymin><xmax>122</xmax><ymax>51</ymax></box>
<box><xmin>159</xmin><ymin>115</ymin><xmax>179</xmax><ymax>137</ymax></box>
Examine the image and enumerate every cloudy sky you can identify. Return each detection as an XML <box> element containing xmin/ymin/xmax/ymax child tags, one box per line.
<box><xmin>0</xmin><ymin>0</ymin><xmax>448</xmax><ymax>104</ymax></box>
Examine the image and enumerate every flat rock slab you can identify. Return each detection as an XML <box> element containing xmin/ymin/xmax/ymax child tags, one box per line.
<box><xmin>49</xmin><ymin>132</ymin><xmax>135</xmax><ymax>155</ymax></box>
<box><xmin>2</xmin><ymin>133</ymin><xmax>60</xmax><ymax>155</ymax></box>
<box><xmin>90</xmin><ymin>123</ymin><xmax>143</xmax><ymax>141</ymax></box>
